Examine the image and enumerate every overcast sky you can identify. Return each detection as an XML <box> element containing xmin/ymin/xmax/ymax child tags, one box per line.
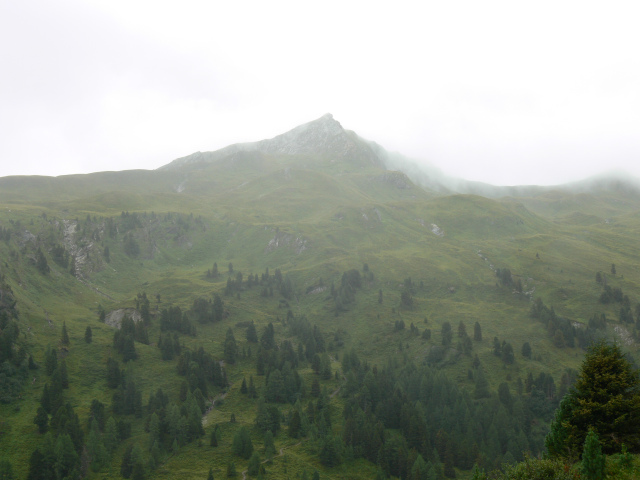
<box><xmin>1</xmin><ymin>1</ymin><xmax>638</xmax><ymax>186</ymax></box>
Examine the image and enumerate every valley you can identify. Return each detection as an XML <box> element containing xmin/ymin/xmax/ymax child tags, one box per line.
<box><xmin>2</xmin><ymin>115</ymin><xmax>640</xmax><ymax>479</ymax></box>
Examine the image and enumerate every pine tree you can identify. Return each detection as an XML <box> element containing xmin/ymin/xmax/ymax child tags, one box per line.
<box><xmin>264</xmin><ymin>430</ymin><xmax>276</xmax><ymax>460</ymax></box>
<box><xmin>546</xmin><ymin>340</ymin><xmax>640</xmax><ymax>456</ymax></box>
<box><xmin>224</xmin><ymin>328</ymin><xmax>238</xmax><ymax>364</ymax></box>
<box><xmin>87</xmin><ymin>418</ymin><xmax>107</xmax><ymax>472</ymax></box>
<box><xmin>84</xmin><ymin>326</ymin><xmax>93</xmax><ymax>343</ymax></box>
<box><xmin>104</xmin><ymin>416</ymin><xmax>119</xmax><ymax>455</ymax></box>
<box><xmin>34</xmin><ymin>406</ymin><xmax>49</xmax><ymax>434</ymax></box>
<box><xmin>582</xmin><ymin>429</ymin><xmax>605</xmax><ymax>480</ymax></box>
<box><xmin>474</xmin><ymin>367</ymin><xmax>490</xmax><ymax>399</ymax></box>
<box><xmin>474</xmin><ymin>321</ymin><xmax>482</xmax><ymax>341</ymax></box>
<box><xmin>246</xmin><ymin>321</ymin><xmax>258</xmax><ymax>343</ymax></box>
<box><xmin>288</xmin><ymin>410</ymin><xmax>302</xmax><ymax>438</ymax></box>
<box><xmin>232</xmin><ymin>427</ymin><xmax>253</xmax><ymax>459</ymax></box>
<box><xmin>207</xmin><ymin>468</ymin><xmax>214</xmax><ymax>480</ymax></box>
<box><xmin>61</xmin><ymin>322</ymin><xmax>69</xmax><ymax>345</ymax></box>
<box><xmin>45</xmin><ymin>345</ymin><xmax>58</xmax><ymax>376</ymax></box>
<box><xmin>54</xmin><ymin>433</ymin><xmax>79</xmax><ymax>480</ymax></box>
<box><xmin>248</xmin><ymin>452</ymin><xmax>261</xmax><ymax>476</ymax></box>
<box><xmin>36</xmin><ymin>248</ymin><xmax>50</xmax><ymax>274</ymax></box>
<box><xmin>248</xmin><ymin>376</ymin><xmax>257</xmax><ymax>399</ymax></box>
<box><xmin>210</xmin><ymin>425</ymin><xmax>219</xmax><ymax>447</ymax></box>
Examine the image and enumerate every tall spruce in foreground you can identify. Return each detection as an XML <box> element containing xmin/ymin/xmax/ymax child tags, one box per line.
<box><xmin>546</xmin><ymin>340</ymin><xmax>640</xmax><ymax>457</ymax></box>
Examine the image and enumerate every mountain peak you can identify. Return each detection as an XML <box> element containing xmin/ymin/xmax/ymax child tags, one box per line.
<box><xmin>161</xmin><ymin>114</ymin><xmax>385</xmax><ymax>170</ymax></box>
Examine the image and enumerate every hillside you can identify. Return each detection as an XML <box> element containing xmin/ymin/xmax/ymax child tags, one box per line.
<box><xmin>2</xmin><ymin>115</ymin><xmax>640</xmax><ymax>479</ymax></box>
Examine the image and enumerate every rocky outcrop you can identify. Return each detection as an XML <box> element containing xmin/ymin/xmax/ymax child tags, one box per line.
<box><xmin>104</xmin><ymin>308</ymin><xmax>142</xmax><ymax>329</ymax></box>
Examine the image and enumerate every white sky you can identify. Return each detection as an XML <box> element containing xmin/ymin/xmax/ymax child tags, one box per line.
<box><xmin>1</xmin><ymin>0</ymin><xmax>639</xmax><ymax>186</ymax></box>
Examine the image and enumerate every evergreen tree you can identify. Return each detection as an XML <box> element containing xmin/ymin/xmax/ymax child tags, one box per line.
<box><xmin>501</xmin><ymin>342</ymin><xmax>515</xmax><ymax>364</ymax></box>
<box><xmin>226</xmin><ymin>461</ymin><xmax>236</xmax><ymax>477</ymax></box>
<box><xmin>473</xmin><ymin>322</ymin><xmax>482</xmax><ymax>342</ymax></box>
<box><xmin>104</xmin><ymin>416</ymin><xmax>119</xmax><ymax>454</ymax></box>
<box><xmin>61</xmin><ymin>322</ymin><xmax>69</xmax><ymax>345</ymax></box>
<box><xmin>36</xmin><ymin>248</ymin><xmax>50</xmax><ymax>274</ymax></box>
<box><xmin>45</xmin><ymin>345</ymin><xmax>58</xmax><ymax>376</ymax></box>
<box><xmin>319</xmin><ymin>435</ymin><xmax>342</xmax><ymax>467</ymax></box>
<box><xmin>582</xmin><ymin>429</ymin><xmax>605</xmax><ymax>480</ymax></box>
<box><xmin>546</xmin><ymin>340</ymin><xmax>640</xmax><ymax>456</ymax></box>
<box><xmin>248</xmin><ymin>376</ymin><xmax>257</xmax><ymax>399</ymax></box>
<box><xmin>210</xmin><ymin>425</ymin><xmax>219</xmax><ymax>447</ymax></box>
<box><xmin>289</xmin><ymin>409</ymin><xmax>302</xmax><ymax>438</ymax></box>
<box><xmin>84</xmin><ymin>326</ymin><xmax>93</xmax><ymax>343</ymax></box>
<box><xmin>246</xmin><ymin>321</ymin><xmax>258</xmax><ymax>343</ymax></box>
<box><xmin>34</xmin><ymin>406</ymin><xmax>49</xmax><ymax>434</ymax></box>
<box><xmin>264</xmin><ymin>430</ymin><xmax>276</xmax><ymax>460</ymax></box>
<box><xmin>224</xmin><ymin>328</ymin><xmax>238</xmax><ymax>364</ymax></box>
<box><xmin>232</xmin><ymin>427</ymin><xmax>253</xmax><ymax>459</ymax></box>
<box><xmin>207</xmin><ymin>468</ymin><xmax>214</xmax><ymax>480</ymax></box>
<box><xmin>56</xmin><ymin>360</ymin><xmax>69</xmax><ymax>389</ymax></box>
<box><xmin>54</xmin><ymin>433</ymin><xmax>79</xmax><ymax>480</ymax></box>
<box><xmin>87</xmin><ymin>418</ymin><xmax>107</xmax><ymax>472</ymax></box>
<box><xmin>457</xmin><ymin>321</ymin><xmax>467</xmax><ymax>337</ymax></box>
<box><xmin>521</xmin><ymin>341</ymin><xmax>532</xmax><ymax>358</ymax></box>
<box><xmin>474</xmin><ymin>367</ymin><xmax>490</xmax><ymax>399</ymax></box>
<box><xmin>247</xmin><ymin>452</ymin><xmax>261</xmax><ymax>476</ymax></box>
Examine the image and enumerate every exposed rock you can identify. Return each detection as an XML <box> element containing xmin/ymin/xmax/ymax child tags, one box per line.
<box><xmin>430</xmin><ymin>224</ymin><xmax>444</xmax><ymax>236</ymax></box>
<box><xmin>105</xmin><ymin>308</ymin><xmax>142</xmax><ymax>329</ymax></box>
<box><xmin>265</xmin><ymin>231</ymin><xmax>308</xmax><ymax>255</ymax></box>
<box><xmin>307</xmin><ymin>286</ymin><xmax>327</xmax><ymax>295</ymax></box>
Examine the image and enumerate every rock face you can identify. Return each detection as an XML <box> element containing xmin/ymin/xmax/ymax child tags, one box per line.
<box><xmin>105</xmin><ymin>308</ymin><xmax>142</xmax><ymax>329</ymax></box>
<box><xmin>161</xmin><ymin>114</ymin><xmax>388</xmax><ymax>170</ymax></box>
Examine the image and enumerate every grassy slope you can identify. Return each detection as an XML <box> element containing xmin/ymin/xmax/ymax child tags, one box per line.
<box><xmin>2</xmin><ymin>156</ymin><xmax>640</xmax><ymax>478</ymax></box>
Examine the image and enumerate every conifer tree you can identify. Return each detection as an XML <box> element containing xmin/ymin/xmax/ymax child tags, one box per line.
<box><xmin>248</xmin><ymin>376</ymin><xmax>257</xmax><ymax>398</ymax></box>
<box><xmin>247</xmin><ymin>452</ymin><xmax>261</xmax><ymax>476</ymax></box>
<box><xmin>45</xmin><ymin>345</ymin><xmax>58</xmax><ymax>376</ymax></box>
<box><xmin>34</xmin><ymin>406</ymin><xmax>49</xmax><ymax>434</ymax></box>
<box><xmin>224</xmin><ymin>328</ymin><xmax>238</xmax><ymax>364</ymax></box>
<box><xmin>264</xmin><ymin>430</ymin><xmax>276</xmax><ymax>460</ymax></box>
<box><xmin>210</xmin><ymin>425</ymin><xmax>219</xmax><ymax>447</ymax></box>
<box><xmin>84</xmin><ymin>326</ymin><xmax>92</xmax><ymax>343</ymax></box>
<box><xmin>87</xmin><ymin>418</ymin><xmax>107</xmax><ymax>472</ymax></box>
<box><xmin>54</xmin><ymin>433</ymin><xmax>79</xmax><ymax>480</ymax></box>
<box><xmin>104</xmin><ymin>417</ymin><xmax>119</xmax><ymax>455</ymax></box>
<box><xmin>207</xmin><ymin>468</ymin><xmax>214</xmax><ymax>480</ymax></box>
<box><xmin>582</xmin><ymin>429</ymin><xmax>605</xmax><ymax>480</ymax></box>
<box><xmin>474</xmin><ymin>322</ymin><xmax>482</xmax><ymax>341</ymax></box>
<box><xmin>246</xmin><ymin>321</ymin><xmax>258</xmax><ymax>343</ymax></box>
<box><xmin>61</xmin><ymin>322</ymin><xmax>69</xmax><ymax>345</ymax></box>
<box><xmin>546</xmin><ymin>340</ymin><xmax>640</xmax><ymax>456</ymax></box>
